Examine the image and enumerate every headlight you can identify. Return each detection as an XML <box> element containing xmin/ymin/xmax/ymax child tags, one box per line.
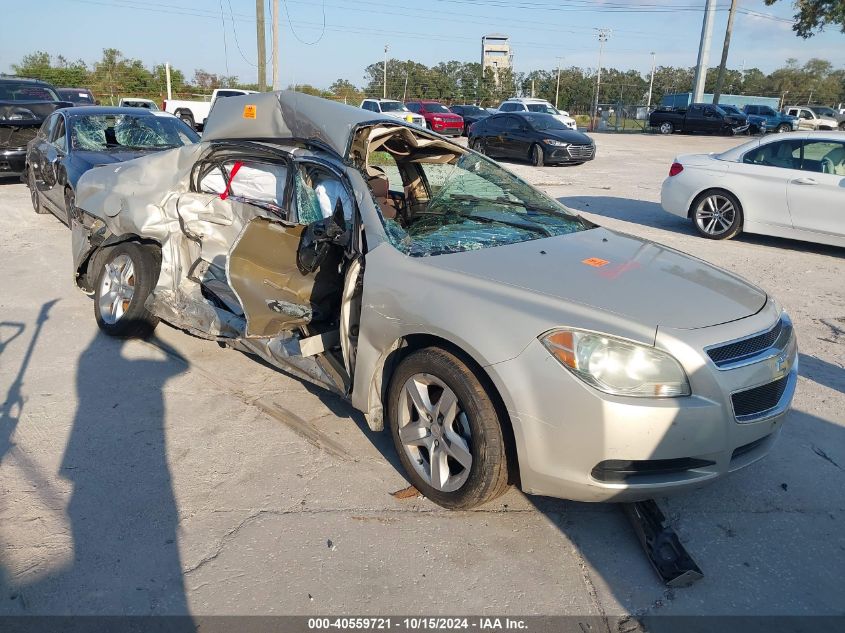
<box><xmin>432</xmin><ymin>116</ymin><xmax>443</xmax><ymax>122</ymax></box>
<box><xmin>543</xmin><ymin>139</ymin><xmax>569</xmax><ymax>147</ymax></box>
<box><xmin>540</xmin><ymin>329</ymin><xmax>690</xmax><ymax>397</ymax></box>
<box><xmin>405</xmin><ymin>114</ymin><xmax>414</xmax><ymax>122</ymax></box>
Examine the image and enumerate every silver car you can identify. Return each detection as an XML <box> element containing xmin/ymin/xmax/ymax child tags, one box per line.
<box><xmin>70</xmin><ymin>92</ymin><xmax>797</xmax><ymax>508</ymax></box>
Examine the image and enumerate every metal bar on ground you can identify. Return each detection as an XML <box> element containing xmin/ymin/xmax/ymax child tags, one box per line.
<box><xmin>622</xmin><ymin>499</ymin><xmax>704</xmax><ymax>588</ymax></box>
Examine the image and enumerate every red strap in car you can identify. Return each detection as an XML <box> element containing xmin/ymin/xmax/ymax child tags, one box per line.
<box><xmin>220</xmin><ymin>161</ymin><xmax>244</xmax><ymax>200</ymax></box>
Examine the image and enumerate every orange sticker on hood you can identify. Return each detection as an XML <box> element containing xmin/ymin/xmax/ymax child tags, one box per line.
<box><xmin>582</xmin><ymin>257</ymin><xmax>609</xmax><ymax>267</ymax></box>
<box><xmin>243</xmin><ymin>104</ymin><xmax>257</xmax><ymax>119</ymax></box>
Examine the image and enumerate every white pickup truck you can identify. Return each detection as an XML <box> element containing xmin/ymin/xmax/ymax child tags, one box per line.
<box><xmin>162</xmin><ymin>88</ymin><xmax>258</xmax><ymax>130</ymax></box>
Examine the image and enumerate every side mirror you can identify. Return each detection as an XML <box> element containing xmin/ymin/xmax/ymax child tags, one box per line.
<box><xmin>95</xmin><ymin>100</ymin><xmax>101</xmax><ymax>105</ymax></box>
<box><xmin>296</xmin><ymin>198</ymin><xmax>349</xmax><ymax>274</ymax></box>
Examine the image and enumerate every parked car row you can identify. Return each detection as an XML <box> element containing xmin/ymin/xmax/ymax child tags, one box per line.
<box><xmin>55</xmin><ymin>90</ymin><xmax>797</xmax><ymax>510</ymax></box>
<box><xmin>650</xmin><ymin>102</ymin><xmax>845</xmax><ymax>136</ymax></box>
<box><xmin>359</xmin><ymin>97</ymin><xmax>578</xmax><ymax>136</ymax></box>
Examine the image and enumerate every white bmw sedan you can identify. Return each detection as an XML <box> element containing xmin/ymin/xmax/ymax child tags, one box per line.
<box><xmin>661</xmin><ymin>131</ymin><xmax>844</xmax><ymax>247</ymax></box>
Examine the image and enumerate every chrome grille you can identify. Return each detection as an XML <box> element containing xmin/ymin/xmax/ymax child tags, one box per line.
<box><xmin>731</xmin><ymin>375</ymin><xmax>789</xmax><ymax>420</ymax></box>
<box><xmin>707</xmin><ymin>318</ymin><xmax>791</xmax><ymax>367</ymax></box>
<box><xmin>566</xmin><ymin>144</ymin><xmax>595</xmax><ymax>159</ymax></box>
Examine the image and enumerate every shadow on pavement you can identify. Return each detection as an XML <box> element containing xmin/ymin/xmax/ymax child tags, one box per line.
<box><xmin>0</xmin><ymin>325</ymin><xmax>194</xmax><ymax>625</ymax></box>
<box><xmin>799</xmin><ymin>353</ymin><xmax>845</xmax><ymax>395</ymax></box>
<box><xmin>561</xmin><ymin>195</ymin><xmax>845</xmax><ymax>259</ymax></box>
<box><xmin>0</xmin><ymin>301</ymin><xmax>58</xmax><ymax>465</ymax></box>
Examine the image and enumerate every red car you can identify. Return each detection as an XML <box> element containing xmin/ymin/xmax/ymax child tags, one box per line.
<box><xmin>405</xmin><ymin>100</ymin><xmax>463</xmax><ymax>136</ymax></box>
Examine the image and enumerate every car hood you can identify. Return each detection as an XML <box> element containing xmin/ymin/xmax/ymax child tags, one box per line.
<box><xmin>73</xmin><ymin>148</ymin><xmax>162</xmax><ymax>167</ymax></box>
<box><xmin>428</xmin><ymin>112</ymin><xmax>462</xmax><ymax>121</ymax></box>
<box><xmin>540</xmin><ymin>129</ymin><xmax>593</xmax><ymax>144</ymax></box>
<box><xmin>423</xmin><ymin>227</ymin><xmax>766</xmax><ymax>330</ymax></box>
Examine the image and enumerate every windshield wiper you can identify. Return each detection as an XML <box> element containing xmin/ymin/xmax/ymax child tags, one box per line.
<box><xmin>448</xmin><ymin>193</ymin><xmax>526</xmax><ymax>208</ymax></box>
<box><xmin>456</xmin><ymin>212</ymin><xmax>553</xmax><ymax>237</ymax></box>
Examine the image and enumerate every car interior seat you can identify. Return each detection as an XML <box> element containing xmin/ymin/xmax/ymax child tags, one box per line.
<box><xmin>366</xmin><ymin>167</ymin><xmax>397</xmax><ymax>220</ymax></box>
<box><xmin>821</xmin><ymin>146</ymin><xmax>845</xmax><ymax>175</ymax></box>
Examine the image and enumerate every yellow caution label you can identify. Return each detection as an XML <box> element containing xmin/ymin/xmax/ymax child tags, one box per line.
<box><xmin>243</xmin><ymin>104</ymin><xmax>257</xmax><ymax>119</ymax></box>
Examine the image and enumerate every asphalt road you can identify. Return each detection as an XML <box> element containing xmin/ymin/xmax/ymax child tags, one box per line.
<box><xmin>0</xmin><ymin>133</ymin><xmax>843</xmax><ymax>626</ymax></box>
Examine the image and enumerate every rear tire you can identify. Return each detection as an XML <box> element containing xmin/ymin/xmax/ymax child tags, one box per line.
<box><xmin>28</xmin><ymin>168</ymin><xmax>48</xmax><ymax>214</ymax></box>
<box><xmin>839</xmin><ymin>122</ymin><xmax>845</xmax><ymax>131</ymax></box>
<box><xmin>94</xmin><ymin>242</ymin><xmax>161</xmax><ymax>338</ymax></box>
<box><xmin>388</xmin><ymin>347</ymin><xmax>510</xmax><ymax>509</ymax></box>
<box><xmin>530</xmin><ymin>143</ymin><xmax>545</xmax><ymax>167</ymax></box>
<box><xmin>691</xmin><ymin>190</ymin><xmax>743</xmax><ymax>240</ymax></box>
<box><xmin>658</xmin><ymin>121</ymin><xmax>674</xmax><ymax>135</ymax></box>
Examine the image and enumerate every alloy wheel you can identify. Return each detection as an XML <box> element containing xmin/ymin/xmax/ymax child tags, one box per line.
<box><xmin>694</xmin><ymin>194</ymin><xmax>736</xmax><ymax>237</ymax></box>
<box><xmin>659</xmin><ymin>122</ymin><xmax>673</xmax><ymax>135</ymax></box>
<box><xmin>98</xmin><ymin>254</ymin><xmax>136</xmax><ymax>324</ymax></box>
<box><xmin>397</xmin><ymin>373</ymin><xmax>473</xmax><ymax>493</ymax></box>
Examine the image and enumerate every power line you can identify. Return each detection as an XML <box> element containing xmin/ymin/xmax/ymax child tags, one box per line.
<box><xmin>283</xmin><ymin>0</ymin><xmax>327</xmax><ymax>45</ymax></box>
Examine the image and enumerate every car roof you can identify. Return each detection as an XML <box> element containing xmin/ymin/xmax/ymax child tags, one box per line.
<box><xmin>365</xmin><ymin>98</ymin><xmax>400</xmax><ymax>102</ymax></box>
<box><xmin>0</xmin><ymin>76</ymin><xmax>55</xmax><ymax>85</ymax></box>
<box><xmin>61</xmin><ymin>106</ymin><xmax>159</xmax><ymax>116</ymax></box>
<box><xmin>505</xmin><ymin>97</ymin><xmax>550</xmax><ymax>103</ymax></box>
<box><xmin>58</xmin><ymin>87</ymin><xmax>93</xmax><ymax>92</ymax></box>
<box><xmin>203</xmin><ymin>90</ymin><xmax>400</xmax><ymax>157</ymax></box>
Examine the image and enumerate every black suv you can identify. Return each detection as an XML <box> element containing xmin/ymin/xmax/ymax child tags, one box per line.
<box><xmin>0</xmin><ymin>77</ymin><xmax>71</xmax><ymax>175</ymax></box>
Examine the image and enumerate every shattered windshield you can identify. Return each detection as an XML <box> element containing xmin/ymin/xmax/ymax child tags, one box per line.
<box><xmin>382</xmin><ymin>152</ymin><xmax>588</xmax><ymax>257</ymax></box>
<box><xmin>70</xmin><ymin>114</ymin><xmax>199</xmax><ymax>151</ymax></box>
<box><xmin>527</xmin><ymin>103</ymin><xmax>559</xmax><ymax>115</ymax></box>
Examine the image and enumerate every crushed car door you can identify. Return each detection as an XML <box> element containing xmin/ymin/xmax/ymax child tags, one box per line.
<box><xmin>227</xmin><ymin>159</ymin><xmax>351</xmax><ymax>338</ymax></box>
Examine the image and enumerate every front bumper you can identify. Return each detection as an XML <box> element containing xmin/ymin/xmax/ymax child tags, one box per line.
<box><xmin>430</xmin><ymin>122</ymin><xmax>463</xmax><ymax>136</ymax></box>
<box><xmin>544</xmin><ymin>144</ymin><xmax>596</xmax><ymax>163</ymax></box>
<box><xmin>486</xmin><ymin>303</ymin><xmax>796</xmax><ymax>502</ymax></box>
<box><xmin>0</xmin><ymin>148</ymin><xmax>27</xmax><ymax>173</ymax></box>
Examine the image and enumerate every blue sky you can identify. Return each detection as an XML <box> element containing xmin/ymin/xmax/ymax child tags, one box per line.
<box><xmin>1</xmin><ymin>0</ymin><xmax>842</xmax><ymax>89</ymax></box>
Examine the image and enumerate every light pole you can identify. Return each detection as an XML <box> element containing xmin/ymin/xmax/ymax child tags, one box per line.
<box><xmin>692</xmin><ymin>0</ymin><xmax>717</xmax><ymax>103</ymax></box>
<box><xmin>646</xmin><ymin>52</ymin><xmax>656</xmax><ymax>109</ymax></box>
<box><xmin>591</xmin><ymin>28</ymin><xmax>611</xmax><ymax>130</ymax></box>
<box><xmin>383</xmin><ymin>44</ymin><xmax>389</xmax><ymax>99</ymax></box>
<box><xmin>555</xmin><ymin>56</ymin><xmax>564</xmax><ymax>109</ymax></box>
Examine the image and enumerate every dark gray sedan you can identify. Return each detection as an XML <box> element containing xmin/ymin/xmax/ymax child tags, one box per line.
<box><xmin>469</xmin><ymin>112</ymin><xmax>595</xmax><ymax>167</ymax></box>
<box><xmin>25</xmin><ymin>106</ymin><xmax>199</xmax><ymax>226</ymax></box>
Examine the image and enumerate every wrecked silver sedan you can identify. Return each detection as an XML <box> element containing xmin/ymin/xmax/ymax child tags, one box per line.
<box><xmin>71</xmin><ymin>91</ymin><xmax>797</xmax><ymax>508</ymax></box>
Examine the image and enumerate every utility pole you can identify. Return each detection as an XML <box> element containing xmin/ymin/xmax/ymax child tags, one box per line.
<box><xmin>646</xmin><ymin>52</ymin><xmax>655</xmax><ymax>109</ymax></box>
<box><xmin>712</xmin><ymin>0</ymin><xmax>737</xmax><ymax>104</ymax></box>
<box><xmin>271</xmin><ymin>0</ymin><xmax>279</xmax><ymax>90</ymax></box>
<box><xmin>591</xmin><ymin>28</ymin><xmax>611</xmax><ymax>130</ymax></box>
<box><xmin>383</xmin><ymin>44</ymin><xmax>389</xmax><ymax>99</ymax></box>
<box><xmin>165</xmin><ymin>62</ymin><xmax>172</xmax><ymax>101</ymax></box>
<box><xmin>555</xmin><ymin>57</ymin><xmax>564</xmax><ymax>109</ymax></box>
<box><xmin>256</xmin><ymin>0</ymin><xmax>266</xmax><ymax>91</ymax></box>
<box><xmin>692</xmin><ymin>0</ymin><xmax>716</xmax><ymax>103</ymax></box>
<box><xmin>403</xmin><ymin>70</ymin><xmax>409</xmax><ymax>102</ymax></box>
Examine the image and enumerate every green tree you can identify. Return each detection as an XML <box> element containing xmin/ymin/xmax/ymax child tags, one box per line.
<box><xmin>764</xmin><ymin>0</ymin><xmax>845</xmax><ymax>37</ymax></box>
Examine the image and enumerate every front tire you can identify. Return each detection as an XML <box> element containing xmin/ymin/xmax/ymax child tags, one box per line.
<box><xmin>658</xmin><ymin>121</ymin><xmax>674</xmax><ymax>135</ymax></box>
<box><xmin>530</xmin><ymin>143</ymin><xmax>545</xmax><ymax>167</ymax></box>
<box><xmin>94</xmin><ymin>242</ymin><xmax>161</xmax><ymax>338</ymax></box>
<box><xmin>388</xmin><ymin>347</ymin><xmax>510</xmax><ymax>509</ymax></box>
<box><xmin>691</xmin><ymin>190</ymin><xmax>743</xmax><ymax>240</ymax></box>
<box><xmin>28</xmin><ymin>168</ymin><xmax>47</xmax><ymax>214</ymax></box>
<box><xmin>470</xmin><ymin>138</ymin><xmax>485</xmax><ymax>155</ymax></box>
<box><xmin>777</xmin><ymin>123</ymin><xmax>791</xmax><ymax>133</ymax></box>
<box><xmin>64</xmin><ymin>186</ymin><xmax>76</xmax><ymax>227</ymax></box>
